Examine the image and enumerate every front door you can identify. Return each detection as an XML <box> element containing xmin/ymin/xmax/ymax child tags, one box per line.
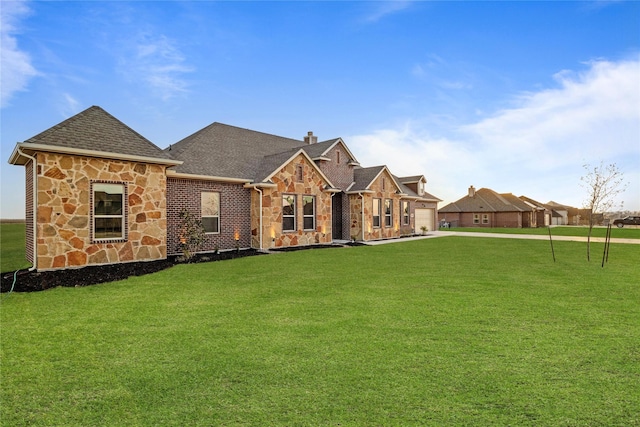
<box><xmin>332</xmin><ymin>192</ymin><xmax>343</xmax><ymax>239</ymax></box>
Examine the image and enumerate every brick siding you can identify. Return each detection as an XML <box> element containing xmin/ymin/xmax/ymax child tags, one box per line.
<box><xmin>166</xmin><ymin>178</ymin><xmax>251</xmax><ymax>255</ymax></box>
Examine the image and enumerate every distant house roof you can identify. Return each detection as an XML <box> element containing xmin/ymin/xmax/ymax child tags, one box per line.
<box><xmin>9</xmin><ymin>106</ymin><xmax>178</xmax><ymax>166</ymax></box>
<box><xmin>439</xmin><ymin>187</ymin><xmax>531</xmax><ymax>213</ymax></box>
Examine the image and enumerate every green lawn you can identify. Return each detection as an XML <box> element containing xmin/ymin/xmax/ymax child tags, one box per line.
<box><xmin>0</xmin><ymin>222</ymin><xmax>31</xmax><ymax>272</ymax></box>
<box><xmin>2</xmin><ymin>237</ymin><xmax>639</xmax><ymax>426</ymax></box>
<box><xmin>444</xmin><ymin>225</ymin><xmax>640</xmax><ymax>239</ymax></box>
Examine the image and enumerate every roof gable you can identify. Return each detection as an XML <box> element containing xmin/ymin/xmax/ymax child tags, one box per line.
<box><xmin>21</xmin><ymin>106</ymin><xmax>171</xmax><ymax>161</ymax></box>
<box><xmin>256</xmin><ymin>149</ymin><xmax>336</xmax><ymax>189</ymax></box>
<box><xmin>302</xmin><ymin>138</ymin><xmax>360</xmax><ymax>165</ymax></box>
<box><xmin>350</xmin><ymin>166</ymin><xmax>403</xmax><ymax>193</ymax></box>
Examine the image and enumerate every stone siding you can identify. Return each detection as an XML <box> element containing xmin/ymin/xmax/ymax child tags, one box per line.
<box><xmin>315</xmin><ymin>143</ymin><xmax>356</xmax><ymax>240</ymax></box>
<box><xmin>363</xmin><ymin>170</ymin><xmax>403</xmax><ymax>240</ymax></box>
<box><xmin>34</xmin><ymin>153</ymin><xmax>168</xmax><ymax>270</ymax></box>
<box><xmin>253</xmin><ymin>153</ymin><xmax>332</xmax><ymax>249</ymax></box>
<box><xmin>166</xmin><ymin>178</ymin><xmax>251</xmax><ymax>255</ymax></box>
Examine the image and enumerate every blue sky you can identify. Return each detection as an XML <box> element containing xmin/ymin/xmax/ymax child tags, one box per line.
<box><xmin>2</xmin><ymin>0</ymin><xmax>639</xmax><ymax>219</ymax></box>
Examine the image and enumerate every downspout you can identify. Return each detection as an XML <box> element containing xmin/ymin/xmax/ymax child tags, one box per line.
<box><xmin>359</xmin><ymin>192</ymin><xmax>365</xmax><ymax>241</ymax></box>
<box><xmin>329</xmin><ymin>192</ymin><xmax>336</xmax><ymax>242</ymax></box>
<box><xmin>255</xmin><ymin>187</ymin><xmax>263</xmax><ymax>250</ymax></box>
<box><xmin>17</xmin><ymin>147</ymin><xmax>37</xmax><ymax>271</ymax></box>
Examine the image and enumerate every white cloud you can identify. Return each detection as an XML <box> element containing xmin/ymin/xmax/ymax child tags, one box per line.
<box><xmin>119</xmin><ymin>33</ymin><xmax>194</xmax><ymax>100</ymax></box>
<box><xmin>347</xmin><ymin>57</ymin><xmax>640</xmax><ymax>210</ymax></box>
<box><xmin>0</xmin><ymin>0</ymin><xmax>38</xmax><ymax>108</ymax></box>
<box><xmin>362</xmin><ymin>1</ymin><xmax>414</xmax><ymax>23</ymax></box>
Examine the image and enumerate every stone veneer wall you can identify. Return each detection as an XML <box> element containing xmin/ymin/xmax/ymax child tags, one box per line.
<box><xmin>34</xmin><ymin>153</ymin><xmax>168</xmax><ymax>270</ymax></box>
<box><xmin>166</xmin><ymin>178</ymin><xmax>251</xmax><ymax>255</ymax></box>
<box><xmin>314</xmin><ymin>143</ymin><xmax>355</xmax><ymax>240</ymax></box>
<box><xmin>351</xmin><ymin>169</ymin><xmax>403</xmax><ymax>241</ymax></box>
<box><xmin>252</xmin><ymin>153</ymin><xmax>332</xmax><ymax>249</ymax></box>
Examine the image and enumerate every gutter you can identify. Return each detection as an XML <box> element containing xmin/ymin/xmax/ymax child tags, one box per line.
<box><xmin>17</xmin><ymin>147</ymin><xmax>37</xmax><ymax>271</ymax></box>
<box><xmin>9</xmin><ymin>142</ymin><xmax>182</xmax><ymax>166</ymax></box>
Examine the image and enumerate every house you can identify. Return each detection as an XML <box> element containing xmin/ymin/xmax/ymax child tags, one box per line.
<box><xmin>438</xmin><ymin>186</ymin><xmax>538</xmax><ymax>228</ymax></box>
<box><xmin>545</xmin><ymin>201</ymin><xmax>595</xmax><ymax>226</ymax></box>
<box><xmin>519</xmin><ymin>195</ymin><xmax>552</xmax><ymax>227</ymax></box>
<box><xmin>8</xmin><ymin>106</ymin><xmax>440</xmax><ymax>271</ymax></box>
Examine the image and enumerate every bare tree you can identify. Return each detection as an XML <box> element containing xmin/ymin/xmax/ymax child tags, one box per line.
<box><xmin>580</xmin><ymin>162</ymin><xmax>627</xmax><ymax>261</ymax></box>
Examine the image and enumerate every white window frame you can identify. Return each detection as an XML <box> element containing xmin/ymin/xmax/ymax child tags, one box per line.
<box><xmin>482</xmin><ymin>214</ymin><xmax>489</xmax><ymax>224</ymax></box>
<box><xmin>303</xmin><ymin>195</ymin><xmax>315</xmax><ymax>231</ymax></box>
<box><xmin>92</xmin><ymin>182</ymin><xmax>126</xmax><ymax>241</ymax></box>
<box><xmin>373</xmin><ymin>198</ymin><xmax>381</xmax><ymax>228</ymax></box>
<box><xmin>283</xmin><ymin>195</ymin><xmax>296</xmax><ymax>232</ymax></box>
<box><xmin>201</xmin><ymin>192</ymin><xmax>220</xmax><ymax>234</ymax></box>
<box><xmin>384</xmin><ymin>199</ymin><xmax>392</xmax><ymax>227</ymax></box>
<box><xmin>473</xmin><ymin>214</ymin><xmax>480</xmax><ymax>224</ymax></box>
<box><xmin>402</xmin><ymin>201</ymin><xmax>410</xmax><ymax>226</ymax></box>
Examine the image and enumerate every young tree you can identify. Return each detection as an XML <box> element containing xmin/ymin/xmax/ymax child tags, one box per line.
<box><xmin>580</xmin><ymin>162</ymin><xmax>627</xmax><ymax>261</ymax></box>
<box><xmin>177</xmin><ymin>208</ymin><xmax>206</xmax><ymax>262</ymax></box>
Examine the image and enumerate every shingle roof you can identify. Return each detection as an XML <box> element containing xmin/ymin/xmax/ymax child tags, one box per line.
<box><xmin>166</xmin><ymin>122</ymin><xmax>304</xmax><ymax>180</ymax></box>
<box><xmin>439</xmin><ymin>188</ymin><xmax>529</xmax><ymax>213</ymax></box>
<box><xmin>24</xmin><ymin>106</ymin><xmax>172</xmax><ymax>161</ymax></box>
<box><xmin>350</xmin><ymin>166</ymin><xmax>386</xmax><ymax>192</ymax></box>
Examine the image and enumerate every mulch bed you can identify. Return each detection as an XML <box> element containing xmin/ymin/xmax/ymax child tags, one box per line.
<box><xmin>1</xmin><ymin>249</ymin><xmax>260</xmax><ymax>293</ymax></box>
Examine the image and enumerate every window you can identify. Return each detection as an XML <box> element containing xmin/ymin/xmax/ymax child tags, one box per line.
<box><xmin>402</xmin><ymin>201</ymin><xmax>410</xmax><ymax>225</ymax></box>
<box><xmin>336</xmin><ymin>150</ymin><xmax>341</xmax><ymax>164</ymax></box>
<box><xmin>373</xmin><ymin>198</ymin><xmax>381</xmax><ymax>228</ymax></box>
<box><xmin>418</xmin><ymin>180</ymin><xmax>424</xmax><ymax>196</ymax></box>
<box><xmin>283</xmin><ymin>195</ymin><xmax>296</xmax><ymax>231</ymax></box>
<box><xmin>482</xmin><ymin>214</ymin><xmax>489</xmax><ymax>224</ymax></box>
<box><xmin>473</xmin><ymin>214</ymin><xmax>480</xmax><ymax>224</ymax></box>
<box><xmin>296</xmin><ymin>165</ymin><xmax>303</xmax><ymax>182</ymax></box>
<box><xmin>384</xmin><ymin>199</ymin><xmax>392</xmax><ymax>227</ymax></box>
<box><xmin>93</xmin><ymin>182</ymin><xmax>125</xmax><ymax>240</ymax></box>
<box><xmin>201</xmin><ymin>192</ymin><xmax>220</xmax><ymax>233</ymax></box>
<box><xmin>303</xmin><ymin>196</ymin><xmax>315</xmax><ymax>230</ymax></box>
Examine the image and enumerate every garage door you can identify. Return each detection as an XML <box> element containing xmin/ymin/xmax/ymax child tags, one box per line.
<box><xmin>415</xmin><ymin>208</ymin><xmax>434</xmax><ymax>232</ymax></box>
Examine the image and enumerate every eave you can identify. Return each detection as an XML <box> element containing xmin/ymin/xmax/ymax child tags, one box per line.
<box><xmin>8</xmin><ymin>142</ymin><xmax>182</xmax><ymax>167</ymax></box>
<box><xmin>167</xmin><ymin>169</ymin><xmax>251</xmax><ymax>184</ymax></box>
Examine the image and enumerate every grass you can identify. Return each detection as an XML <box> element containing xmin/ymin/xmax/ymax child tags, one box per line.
<box><xmin>0</xmin><ymin>222</ymin><xmax>31</xmax><ymax>272</ymax></box>
<box><xmin>445</xmin><ymin>225</ymin><xmax>640</xmax><ymax>239</ymax></box>
<box><xmin>2</xmin><ymin>236</ymin><xmax>639</xmax><ymax>426</ymax></box>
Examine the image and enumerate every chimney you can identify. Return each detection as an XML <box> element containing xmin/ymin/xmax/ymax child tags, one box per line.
<box><xmin>304</xmin><ymin>131</ymin><xmax>317</xmax><ymax>144</ymax></box>
<box><xmin>468</xmin><ymin>185</ymin><xmax>476</xmax><ymax>198</ymax></box>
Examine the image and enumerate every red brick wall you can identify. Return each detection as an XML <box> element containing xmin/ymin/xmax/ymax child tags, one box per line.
<box><xmin>166</xmin><ymin>178</ymin><xmax>251</xmax><ymax>255</ymax></box>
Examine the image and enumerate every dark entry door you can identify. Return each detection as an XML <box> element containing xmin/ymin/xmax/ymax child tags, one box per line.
<box><xmin>332</xmin><ymin>193</ymin><xmax>343</xmax><ymax>240</ymax></box>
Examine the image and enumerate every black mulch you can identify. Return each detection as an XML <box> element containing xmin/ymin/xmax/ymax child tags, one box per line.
<box><xmin>1</xmin><ymin>249</ymin><xmax>261</xmax><ymax>293</ymax></box>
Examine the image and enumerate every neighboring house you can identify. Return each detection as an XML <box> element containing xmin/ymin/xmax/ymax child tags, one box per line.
<box><xmin>545</xmin><ymin>201</ymin><xmax>595</xmax><ymax>226</ymax></box>
<box><xmin>9</xmin><ymin>106</ymin><xmax>440</xmax><ymax>271</ymax></box>
<box><xmin>438</xmin><ymin>186</ymin><xmax>538</xmax><ymax>228</ymax></box>
<box><xmin>519</xmin><ymin>195</ymin><xmax>552</xmax><ymax>227</ymax></box>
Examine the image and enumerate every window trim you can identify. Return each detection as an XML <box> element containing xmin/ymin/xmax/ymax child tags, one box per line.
<box><xmin>303</xmin><ymin>195</ymin><xmax>316</xmax><ymax>231</ymax></box>
<box><xmin>384</xmin><ymin>199</ymin><xmax>392</xmax><ymax>227</ymax></box>
<box><xmin>201</xmin><ymin>191</ymin><xmax>220</xmax><ymax>234</ymax></box>
<box><xmin>92</xmin><ymin>181</ymin><xmax>127</xmax><ymax>242</ymax></box>
<box><xmin>283</xmin><ymin>194</ymin><xmax>296</xmax><ymax>232</ymax></box>
<box><xmin>473</xmin><ymin>213</ymin><xmax>480</xmax><ymax>224</ymax></box>
<box><xmin>373</xmin><ymin>198</ymin><xmax>381</xmax><ymax>228</ymax></box>
<box><xmin>402</xmin><ymin>201</ymin><xmax>410</xmax><ymax>226</ymax></box>
<box><xmin>482</xmin><ymin>214</ymin><xmax>489</xmax><ymax>224</ymax></box>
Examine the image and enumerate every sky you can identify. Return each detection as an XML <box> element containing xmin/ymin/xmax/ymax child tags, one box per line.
<box><xmin>1</xmin><ymin>0</ymin><xmax>639</xmax><ymax>219</ymax></box>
